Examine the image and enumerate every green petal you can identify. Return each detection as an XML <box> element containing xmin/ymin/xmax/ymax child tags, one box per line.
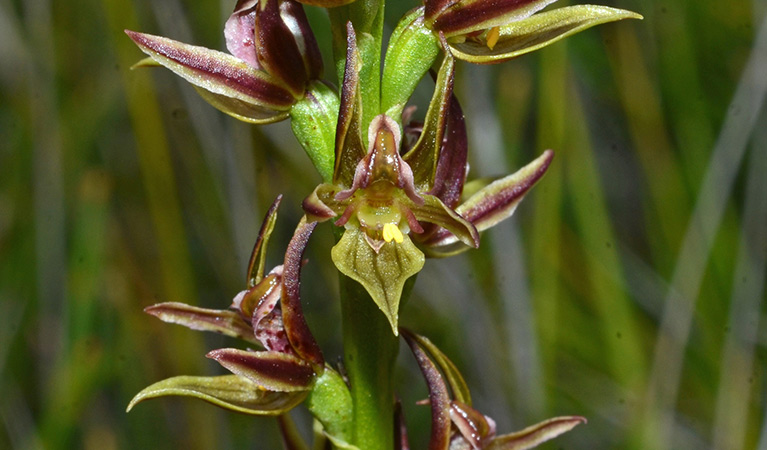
<box><xmin>381</xmin><ymin>7</ymin><xmax>441</xmax><ymax>119</ymax></box>
<box><xmin>449</xmin><ymin>5</ymin><xmax>643</xmax><ymax>64</ymax></box>
<box><xmin>410</xmin><ymin>194</ymin><xmax>479</xmax><ymax>248</ymax></box>
<box><xmin>331</xmin><ymin>228</ymin><xmax>425</xmax><ymax>334</ymax></box>
<box><xmin>126</xmin><ymin>375</ymin><xmax>308</xmax><ymax>415</ymax></box>
<box><xmin>486</xmin><ymin>416</ymin><xmax>587</xmax><ymax>450</ymax></box>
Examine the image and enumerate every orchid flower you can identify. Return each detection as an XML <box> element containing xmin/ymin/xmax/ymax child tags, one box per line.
<box><xmin>127</xmin><ymin>196</ymin><xmax>326</xmax><ymax>416</ymax></box>
<box><xmin>303</xmin><ymin>25</ymin><xmax>553</xmax><ymax>334</ymax></box>
<box><xmin>402</xmin><ymin>329</ymin><xmax>586</xmax><ymax>450</ymax></box>
<box><xmin>125</xmin><ymin>0</ymin><xmax>323</xmax><ymax>124</ymax></box>
<box><xmin>424</xmin><ymin>0</ymin><xmax>643</xmax><ymax>63</ymax></box>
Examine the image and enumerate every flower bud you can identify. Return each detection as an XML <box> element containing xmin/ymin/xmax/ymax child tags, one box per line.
<box><xmin>227</xmin><ymin>0</ymin><xmax>323</xmax><ymax>97</ymax></box>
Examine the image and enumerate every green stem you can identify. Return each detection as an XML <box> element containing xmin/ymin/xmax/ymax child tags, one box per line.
<box><xmin>339</xmin><ymin>274</ymin><xmax>398</xmax><ymax>450</ymax></box>
<box><xmin>329</xmin><ymin>2</ymin><xmax>395</xmax><ymax>448</ymax></box>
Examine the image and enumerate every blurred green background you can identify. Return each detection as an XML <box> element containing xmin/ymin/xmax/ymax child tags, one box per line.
<box><xmin>1</xmin><ymin>0</ymin><xmax>765</xmax><ymax>448</ymax></box>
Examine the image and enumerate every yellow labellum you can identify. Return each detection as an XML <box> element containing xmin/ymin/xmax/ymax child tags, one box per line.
<box><xmin>382</xmin><ymin>223</ymin><xmax>404</xmax><ymax>243</ymax></box>
<box><xmin>486</xmin><ymin>27</ymin><xmax>500</xmax><ymax>50</ymax></box>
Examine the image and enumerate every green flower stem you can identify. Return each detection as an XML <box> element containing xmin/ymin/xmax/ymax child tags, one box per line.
<box><xmin>339</xmin><ymin>273</ymin><xmax>398</xmax><ymax>450</ymax></box>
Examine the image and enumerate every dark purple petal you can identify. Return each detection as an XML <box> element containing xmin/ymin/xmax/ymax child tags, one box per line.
<box><xmin>333</xmin><ymin>22</ymin><xmax>366</xmax><ymax>187</ymax></box>
<box><xmin>282</xmin><ymin>0</ymin><xmax>323</xmax><ymax>80</ymax></box>
<box><xmin>431</xmin><ymin>0</ymin><xmax>558</xmax><ymax>36</ymax></box>
<box><xmin>293</xmin><ymin>0</ymin><xmax>357</xmax><ymax>6</ymax></box>
<box><xmin>428</xmin><ymin>93</ymin><xmax>468</xmax><ymax>209</ymax></box>
<box><xmin>207</xmin><ymin>349</ymin><xmax>316</xmax><ymax>392</ymax></box>
<box><xmin>246</xmin><ymin>195</ymin><xmax>282</xmax><ymax>288</ymax></box>
<box><xmin>402</xmin><ymin>329</ymin><xmax>452</xmax><ymax>450</ymax></box>
<box><xmin>255</xmin><ymin>0</ymin><xmax>322</xmax><ymax>96</ymax></box>
<box><xmin>282</xmin><ymin>219</ymin><xmax>325</xmax><ymax>367</ymax></box>
<box><xmin>457</xmin><ymin>150</ymin><xmax>553</xmax><ymax>230</ymax></box>
<box><xmin>232</xmin><ymin>0</ymin><xmax>259</xmax><ymax>14</ymax></box>
<box><xmin>403</xmin><ymin>46</ymin><xmax>455</xmax><ymax>192</ymax></box>
<box><xmin>144</xmin><ymin>302</ymin><xmax>257</xmax><ymax>344</ymax></box>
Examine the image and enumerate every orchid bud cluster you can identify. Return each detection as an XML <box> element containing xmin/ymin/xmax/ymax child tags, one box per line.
<box><xmin>125</xmin><ymin>0</ymin><xmax>640</xmax><ymax>448</ymax></box>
